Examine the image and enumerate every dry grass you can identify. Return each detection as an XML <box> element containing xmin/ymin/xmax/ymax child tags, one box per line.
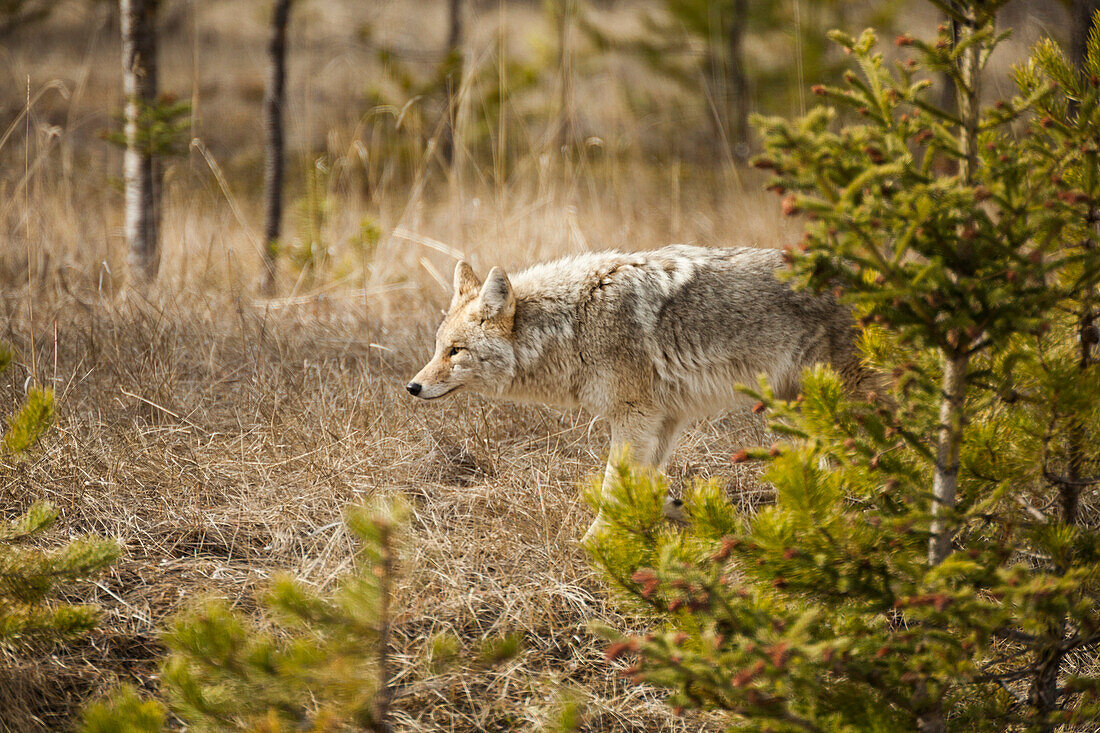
<box><xmin>0</xmin><ymin>3</ymin><xmax>788</xmax><ymax>729</ymax></box>
<box><xmin>0</xmin><ymin>275</ymin><xmax>776</xmax><ymax>731</ymax></box>
<box><xmin>0</xmin><ymin>1</ymin><xmax>1086</xmax><ymax>730</ymax></box>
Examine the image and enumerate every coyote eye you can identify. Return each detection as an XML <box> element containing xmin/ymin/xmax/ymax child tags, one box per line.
<box><xmin>448</xmin><ymin>346</ymin><xmax>462</xmax><ymax>357</ymax></box>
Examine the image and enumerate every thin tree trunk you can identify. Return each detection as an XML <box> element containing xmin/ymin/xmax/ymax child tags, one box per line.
<box><xmin>262</xmin><ymin>0</ymin><xmax>292</xmax><ymax>296</ymax></box>
<box><xmin>928</xmin><ymin>4</ymin><xmax>981</xmax><ymax>568</ymax></box>
<box><xmin>440</xmin><ymin>0</ymin><xmax>463</xmax><ymax>168</ymax></box>
<box><xmin>1071</xmin><ymin>0</ymin><xmax>1100</xmax><ymax>72</ymax></box>
<box><xmin>928</xmin><ymin>352</ymin><xmax>969</xmax><ymax>566</ymax></box>
<box><xmin>922</xmin><ymin>11</ymin><xmax>981</xmax><ymax>729</ymax></box>
<box><xmin>556</xmin><ymin>0</ymin><xmax>575</xmax><ymax>153</ymax></box>
<box><xmin>121</xmin><ymin>0</ymin><xmax>161</xmax><ymax>283</ymax></box>
<box><xmin>921</xmin><ymin>10</ymin><xmax>982</xmax><ymax>728</ymax></box>
<box><xmin>938</xmin><ymin>13</ymin><xmax>959</xmax><ymax>117</ymax></box>
<box><xmin>370</xmin><ymin>517</ymin><xmax>396</xmax><ymax>733</ymax></box>
<box><xmin>726</xmin><ymin>0</ymin><xmax>749</xmax><ymax>159</ymax></box>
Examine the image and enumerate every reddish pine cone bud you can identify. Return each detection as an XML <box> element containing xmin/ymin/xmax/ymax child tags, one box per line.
<box><xmin>752</xmin><ymin>157</ymin><xmax>777</xmax><ymax>170</ymax></box>
<box><xmin>732</xmin><ymin>449</ymin><xmax>750</xmax><ymax>464</ymax></box>
<box><xmin>632</xmin><ymin>568</ymin><xmax>659</xmax><ymax>598</ymax></box>
<box><xmin>1040</xmin><ymin>116</ymin><xmax>1054</xmax><ymax>128</ymax></box>
<box><xmin>604</xmin><ymin>640</ymin><xmax>633</xmax><ymax>660</ymax></box>
<box><xmin>768</xmin><ymin>642</ymin><xmax>790</xmax><ymax>667</ymax></box>
<box><xmin>752</xmin><ymin>401</ymin><xmax>766</xmax><ymax>414</ymax></box>
<box><xmin>1058</xmin><ymin>190</ymin><xmax>1092</xmax><ymax>205</ymax></box>
<box><xmin>733</xmin><ymin>660</ymin><xmax>766</xmax><ymax>687</ymax></box>
<box><xmin>781</xmin><ymin>195</ymin><xmax>800</xmax><ymax>216</ymax></box>
<box><xmin>895</xmin><ymin>33</ymin><xmax>915</xmax><ymax>46</ymax></box>
<box><xmin>864</xmin><ymin>145</ymin><xmax>885</xmax><ymax>163</ymax></box>
<box><xmin>811</xmin><ymin>84</ymin><xmax>827</xmax><ymax>95</ymax></box>
<box><xmin>765</xmin><ymin>182</ymin><xmax>787</xmax><ymax>194</ymax></box>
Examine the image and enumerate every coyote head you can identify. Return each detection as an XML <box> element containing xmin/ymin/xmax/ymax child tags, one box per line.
<box><xmin>407</xmin><ymin>261</ymin><xmax>517</xmax><ymax>400</ymax></box>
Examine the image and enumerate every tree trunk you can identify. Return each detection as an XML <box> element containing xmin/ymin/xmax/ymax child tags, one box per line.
<box><xmin>262</xmin><ymin>0</ymin><xmax>292</xmax><ymax>296</ymax></box>
<box><xmin>1071</xmin><ymin>0</ymin><xmax>1100</xmax><ymax>72</ymax></box>
<box><xmin>726</xmin><ymin>0</ymin><xmax>749</xmax><ymax>159</ymax></box>
<box><xmin>928</xmin><ymin>3</ymin><xmax>981</xmax><ymax>567</ymax></box>
<box><xmin>440</xmin><ymin>0</ymin><xmax>463</xmax><ymax>168</ymax></box>
<box><xmin>928</xmin><ymin>352</ymin><xmax>969</xmax><ymax>565</ymax></box>
<box><xmin>121</xmin><ymin>0</ymin><xmax>161</xmax><ymax>283</ymax></box>
<box><xmin>938</xmin><ymin>13</ymin><xmax>959</xmax><ymax>117</ymax></box>
<box><xmin>921</xmin><ymin>11</ymin><xmax>981</xmax><ymax>727</ymax></box>
<box><xmin>556</xmin><ymin>0</ymin><xmax>575</xmax><ymax>153</ymax></box>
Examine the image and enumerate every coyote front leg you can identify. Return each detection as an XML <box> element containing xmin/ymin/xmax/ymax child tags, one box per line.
<box><xmin>582</xmin><ymin>413</ymin><xmax>685</xmax><ymax>541</ymax></box>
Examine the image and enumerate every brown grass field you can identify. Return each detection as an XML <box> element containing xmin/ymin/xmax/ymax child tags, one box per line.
<box><xmin>0</xmin><ymin>0</ymin><xmax>1082</xmax><ymax>730</ymax></box>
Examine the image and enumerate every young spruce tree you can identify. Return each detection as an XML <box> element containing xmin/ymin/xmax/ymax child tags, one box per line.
<box><xmin>587</xmin><ymin>3</ymin><xmax>1100</xmax><ymax>731</ymax></box>
<box><xmin>82</xmin><ymin>497</ymin><xmax>520</xmax><ymax>732</ymax></box>
<box><xmin>0</xmin><ymin>344</ymin><xmax>119</xmax><ymax>650</ymax></box>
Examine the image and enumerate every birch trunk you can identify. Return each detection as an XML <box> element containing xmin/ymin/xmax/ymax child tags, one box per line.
<box><xmin>262</xmin><ymin>0</ymin><xmax>292</xmax><ymax>295</ymax></box>
<box><xmin>928</xmin><ymin>352</ymin><xmax>970</xmax><ymax>566</ymax></box>
<box><xmin>927</xmin><ymin>3</ymin><xmax>981</xmax><ymax>569</ymax></box>
<box><xmin>121</xmin><ymin>0</ymin><xmax>161</xmax><ymax>282</ymax></box>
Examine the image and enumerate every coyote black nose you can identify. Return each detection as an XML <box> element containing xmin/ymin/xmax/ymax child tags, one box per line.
<box><xmin>406</xmin><ymin>382</ymin><xmax>422</xmax><ymax>396</ymax></box>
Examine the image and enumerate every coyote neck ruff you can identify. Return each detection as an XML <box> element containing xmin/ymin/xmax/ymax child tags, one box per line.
<box><xmin>408</xmin><ymin>245</ymin><xmax>868</xmax><ymax>538</ymax></box>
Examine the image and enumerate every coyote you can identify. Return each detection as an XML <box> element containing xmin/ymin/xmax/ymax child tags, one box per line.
<box><xmin>408</xmin><ymin>245</ymin><xmax>869</xmax><ymax>538</ymax></box>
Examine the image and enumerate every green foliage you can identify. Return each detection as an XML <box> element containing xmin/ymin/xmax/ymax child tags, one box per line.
<box><xmin>81</xmin><ymin>686</ymin><xmax>165</xmax><ymax>733</ymax></box>
<box><xmin>0</xmin><ymin>344</ymin><xmax>119</xmax><ymax>650</ymax></box>
<box><xmin>0</xmin><ymin>501</ymin><xmax>120</xmax><ymax>647</ymax></box>
<box><xmin>82</xmin><ymin>497</ymin><xmax>522</xmax><ymax>732</ymax></box>
<box><xmin>588</xmin><ymin>5</ymin><xmax>1100</xmax><ymax>731</ymax></box>
<box><xmin>541</xmin><ymin>691</ymin><xmax>586</xmax><ymax>733</ymax></box>
<box><xmin>104</xmin><ymin>94</ymin><xmax>192</xmax><ymax>158</ymax></box>
<box><xmin>4</xmin><ymin>386</ymin><xmax>54</xmax><ymax>454</ymax></box>
<box><xmin>289</xmin><ymin>156</ymin><xmax>333</xmax><ymax>280</ymax></box>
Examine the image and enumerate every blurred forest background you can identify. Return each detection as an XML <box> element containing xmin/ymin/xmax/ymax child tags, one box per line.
<box><xmin>0</xmin><ymin>0</ymin><xmax>1079</xmax><ymax>295</ymax></box>
<box><xmin>0</xmin><ymin>1</ymin><xmax>1095</xmax><ymax>731</ymax></box>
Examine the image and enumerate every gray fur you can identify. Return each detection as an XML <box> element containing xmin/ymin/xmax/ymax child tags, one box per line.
<box><xmin>409</xmin><ymin>245</ymin><xmax>869</xmax><ymax>538</ymax></box>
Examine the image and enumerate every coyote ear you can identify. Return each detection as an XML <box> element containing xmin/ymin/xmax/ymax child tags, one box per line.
<box><xmin>451</xmin><ymin>261</ymin><xmax>481</xmax><ymax>309</ymax></box>
<box><xmin>478</xmin><ymin>266</ymin><xmax>515</xmax><ymax>325</ymax></box>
